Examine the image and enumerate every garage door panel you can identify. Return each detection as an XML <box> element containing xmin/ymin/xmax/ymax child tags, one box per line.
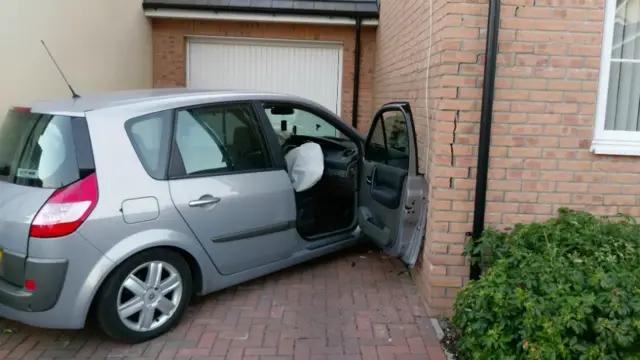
<box><xmin>188</xmin><ymin>39</ymin><xmax>342</xmax><ymax>114</ymax></box>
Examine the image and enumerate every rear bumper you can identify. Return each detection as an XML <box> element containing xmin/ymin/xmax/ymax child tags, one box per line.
<box><xmin>0</xmin><ymin>233</ymin><xmax>112</xmax><ymax>330</ymax></box>
<box><xmin>0</xmin><ymin>299</ymin><xmax>75</xmax><ymax>329</ymax></box>
<box><xmin>0</xmin><ymin>251</ymin><xmax>68</xmax><ymax>312</ymax></box>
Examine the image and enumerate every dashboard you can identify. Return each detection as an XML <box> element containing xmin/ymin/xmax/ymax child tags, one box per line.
<box><xmin>282</xmin><ymin>135</ymin><xmax>359</xmax><ymax>192</ymax></box>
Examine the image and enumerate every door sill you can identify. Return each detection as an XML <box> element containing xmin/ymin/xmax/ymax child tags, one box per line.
<box><xmin>298</xmin><ymin>218</ymin><xmax>358</xmax><ymax>242</ymax></box>
<box><xmin>305</xmin><ymin>229</ymin><xmax>361</xmax><ymax>250</ymax></box>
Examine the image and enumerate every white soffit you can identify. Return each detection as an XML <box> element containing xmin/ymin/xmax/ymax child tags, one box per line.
<box><xmin>144</xmin><ymin>9</ymin><xmax>379</xmax><ymax>27</ymax></box>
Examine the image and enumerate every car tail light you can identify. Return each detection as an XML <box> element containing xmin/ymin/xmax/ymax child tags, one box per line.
<box><xmin>24</xmin><ymin>280</ymin><xmax>36</xmax><ymax>291</ymax></box>
<box><xmin>12</xmin><ymin>107</ymin><xmax>31</xmax><ymax>113</ymax></box>
<box><xmin>30</xmin><ymin>173</ymin><xmax>98</xmax><ymax>238</ymax></box>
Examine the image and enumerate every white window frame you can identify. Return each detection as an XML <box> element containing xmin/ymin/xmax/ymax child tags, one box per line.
<box><xmin>592</xmin><ymin>0</ymin><xmax>640</xmax><ymax>155</ymax></box>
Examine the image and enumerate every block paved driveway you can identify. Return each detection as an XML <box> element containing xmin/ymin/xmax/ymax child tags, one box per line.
<box><xmin>0</xmin><ymin>245</ymin><xmax>445</xmax><ymax>360</ymax></box>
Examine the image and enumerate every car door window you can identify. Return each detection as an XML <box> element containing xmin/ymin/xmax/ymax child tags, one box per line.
<box><xmin>262</xmin><ymin>104</ymin><xmax>347</xmax><ymax>144</ymax></box>
<box><xmin>366</xmin><ymin>110</ymin><xmax>410</xmax><ymax>170</ymax></box>
<box><xmin>175</xmin><ymin>111</ymin><xmax>228</xmax><ymax>174</ymax></box>
<box><xmin>172</xmin><ymin>103</ymin><xmax>271</xmax><ymax>177</ymax></box>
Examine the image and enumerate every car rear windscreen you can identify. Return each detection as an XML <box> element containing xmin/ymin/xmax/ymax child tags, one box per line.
<box><xmin>0</xmin><ymin>109</ymin><xmax>88</xmax><ymax>189</ymax></box>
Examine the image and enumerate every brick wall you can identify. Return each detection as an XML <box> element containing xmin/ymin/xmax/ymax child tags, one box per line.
<box><xmin>371</xmin><ymin>0</ymin><xmax>428</xmax><ymax>170</ymax></box>
<box><xmin>407</xmin><ymin>0</ymin><xmax>616</xmax><ymax>316</ymax></box>
<box><xmin>372</xmin><ymin>0</ymin><xmax>456</xmax><ymax>315</ymax></box>
<box><xmin>152</xmin><ymin>19</ymin><xmax>376</xmax><ymax>128</ymax></box>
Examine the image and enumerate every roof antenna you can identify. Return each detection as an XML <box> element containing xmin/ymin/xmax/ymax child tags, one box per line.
<box><xmin>40</xmin><ymin>40</ymin><xmax>80</xmax><ymax>99</ymax></box>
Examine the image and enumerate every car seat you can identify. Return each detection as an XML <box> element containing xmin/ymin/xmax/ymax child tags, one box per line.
<box><xmin>295</xmin><ymin>187</ymin><xmax>318</xmax><ymax>237</ymax></box>
<box><xmin>282</xmin><ymin>143</ymin><xmax>325</xmax><ymax>238</ymax></box>
<box><xmin>231</xmin><ymin>127</ymin><xmax>264</xmax><ymax>170</ymax></box>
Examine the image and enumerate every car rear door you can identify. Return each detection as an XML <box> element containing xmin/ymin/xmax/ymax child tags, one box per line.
<box><xmin>357</xmin><ymin>102</ymin><xmax>428</xmax><ymax>267</ymax></box>
<box><xmin>166</xmin><ymin>101</ymin><xmax>298</xmax><ymax>275</ymax></box>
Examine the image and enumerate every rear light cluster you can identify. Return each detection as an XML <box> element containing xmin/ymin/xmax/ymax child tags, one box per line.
<box><xmin>29</xmin><ymin>173</ymin><xmax>98</xmax><ymax>238</ymax></box>
<box><xmin>24</xmin><ymin>280</ymin><xmax>36</xmax><ymax>291</ymax></box>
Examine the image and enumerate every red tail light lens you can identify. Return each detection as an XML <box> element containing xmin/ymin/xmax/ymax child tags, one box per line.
<box><xmin>30</xmin><ymin>173</ymin><xmax>98</xmax><ymax>238</ymax></box>
<box><xmin>24</xmin><ymin>280</ymin><xmax>36</xmax><ymax>292</ymax></box>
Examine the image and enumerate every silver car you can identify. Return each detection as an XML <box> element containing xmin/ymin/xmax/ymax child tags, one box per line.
<box><xmin>0</xmin><ymin>89</ymin><xmax>427</xmax><ymax>343</ymax></box>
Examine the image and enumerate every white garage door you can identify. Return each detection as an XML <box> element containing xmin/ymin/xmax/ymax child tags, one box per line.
<box><xmin>187</xmin><ymin>38</ymin><xmax>343</xmax><ymax>115</ymax></box>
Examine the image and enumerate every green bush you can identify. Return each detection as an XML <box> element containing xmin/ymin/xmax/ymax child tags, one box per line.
<box><xmin>452</xmin><ymin>208</ymin><xmax>640</xmax><ymax>359</ymax></box>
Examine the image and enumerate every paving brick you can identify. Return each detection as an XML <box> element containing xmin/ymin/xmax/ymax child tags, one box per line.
<box><xmin>0</xmin><ymin>246</ymin><xmax>442</xmax><ymax>359</ymax></box>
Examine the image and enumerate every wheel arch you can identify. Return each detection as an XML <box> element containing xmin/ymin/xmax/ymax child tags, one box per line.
<box><xmin>86</xmin><ymin>245</ymin><xmax>206</xmax><ymax>324</ymax></box>
<box><xmin>160</xmin><ymin>245</ymin><xmax>204</xmax><ymax>295</ymax></box>
<box><xmin>81</xmin><ymin>230</ymin><xmax>218</xmax><ymax>327</ymax></box>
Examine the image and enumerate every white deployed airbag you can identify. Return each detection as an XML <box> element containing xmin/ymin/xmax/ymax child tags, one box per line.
<box><xmin>284</xmin><ymin>142</ymin><xmax>324</xmax><ymax>192</ymax></box>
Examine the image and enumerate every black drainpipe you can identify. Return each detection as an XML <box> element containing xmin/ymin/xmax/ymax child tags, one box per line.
<box><xmin>470</xmin><ymin>0</ymin><xmax>501</xmax><ymax>281</ymax></box>
<box><xmin>352</xmin><ymin>17</ymin><xmax>362</xmax><ymax>129</ymax></box>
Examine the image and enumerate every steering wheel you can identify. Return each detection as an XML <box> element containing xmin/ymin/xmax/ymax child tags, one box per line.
<box><xmin>281</xmin><ymin>136</ymin><xmax>298</xmax><ymax>155</ymax></box>
<box><xmin>283</xmin><ymin>137</ymin><xmax>319</xmax><ymax>155</ymax></box>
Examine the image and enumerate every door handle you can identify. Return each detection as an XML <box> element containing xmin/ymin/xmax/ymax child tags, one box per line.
<box><xmin>188</xmin><ymin>197</ymin><xmax>220</xmax><ymax>207</ymax></box>
<box><xmin>367</xmin><ymin>167</ymin><xmax>378</xmax><ymax>188</ymax></box>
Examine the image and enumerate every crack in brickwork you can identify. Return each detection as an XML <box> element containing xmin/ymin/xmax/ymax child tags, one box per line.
<box><xmin>375</xmin><ymin>0</ymin><xmax>614</xmax><ymax>316</ymax></box>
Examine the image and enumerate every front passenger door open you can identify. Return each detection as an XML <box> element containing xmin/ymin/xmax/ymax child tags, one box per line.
<box><xmin>358</xmin><ymin>103</ymin><xmax>428</xmax><ymax>267</ymax></box>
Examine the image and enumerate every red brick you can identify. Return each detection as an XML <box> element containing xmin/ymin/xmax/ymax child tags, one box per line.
<box><xmin>429</xmin><ymin>276</ymin><xmax>463</xmax><ymax>287</ymax></box>
<box><xmin>354</xmin><ymin>0</ymin><xmax>623</xmax><ymax>320</ymax></box>
<box><xmin>176</xmin><ymin>348</ymin><xmax>211</xmax><ymax>357</ymax></box>
<box><xmin>0</xmin><ymin>247</ymin><xmax>440</xmax><ymax>360</ymax></box>
<box><xmin>198</xmin><ymin>332</ymin><xmax>218</xmax><ymax>348</ymax></box>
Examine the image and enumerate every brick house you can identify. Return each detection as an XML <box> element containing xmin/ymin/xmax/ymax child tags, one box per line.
<box><xmin>143</xmin><ymin>0</ymin><xmax>639</xmax><ymax>315</ymax></box>
<box><xmin>144</xmin><ymin>0</ymin><xmax>379</xmax><ymax>130</ymax></box>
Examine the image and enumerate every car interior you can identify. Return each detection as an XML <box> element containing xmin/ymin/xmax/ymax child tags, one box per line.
<box><xmin>264</xmin><ymin>104</ymin><xmax>360</xmax><ymax>239</ymax></box>
<box><xmin>175</xmin><ymin>103</ymin><xmax>411</xmax><ymax>241</ymax></box>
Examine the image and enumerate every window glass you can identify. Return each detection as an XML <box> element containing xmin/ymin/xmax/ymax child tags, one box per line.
<box><xmin>175</xmin><ymin>110</ymin><xmax>229</xmax><ymax>174</ymax></box>
<box><xmin>263</xmin><ymin>104</ymin><xmax>346</xmax><ymax>144</ymax></box>
<box><xmin>126</xmin><ymin>111</ymin><xmax>172</xmax><ymax>180</ymax></box>
<box><xmin>384</xmin><ymin>112</ymin><xmax>410</xmax><ymax>153</ymax></box>
<box><xmin>174</xmin><ymin>103</ymin><xmax>270</xmax><ymax>176</ymax></box>
<box><xmin>604</xmin><ymin>0</ymin><xmax>640</xmax><ymax>131</ymax></box>
<box><xmin>0</xmin><ymin>110</ymin><xmax>86</xmax><ymax>189</ymax></box>
<box><xmin>366</xmin><ymin>110</ymin><xmax>410</xmax><ymax>170</ymax></box>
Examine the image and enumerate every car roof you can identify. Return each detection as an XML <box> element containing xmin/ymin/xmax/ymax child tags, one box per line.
<box><xmin>26</xmin><ymin>88</ymin><xmax>315</xmax><ymax>116</ymax></box>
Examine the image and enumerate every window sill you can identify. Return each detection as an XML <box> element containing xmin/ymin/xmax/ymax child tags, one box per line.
<box><xmin>590</xmin><ymin>139</ymin><xmax>640</xmax><ymax>156</ymax></box>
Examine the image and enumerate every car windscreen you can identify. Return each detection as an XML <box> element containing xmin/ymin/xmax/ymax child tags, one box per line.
<box><xmin>0</xmin><ymin>109</ymin><xmax>83</xmax><ymax>189</ymax></box>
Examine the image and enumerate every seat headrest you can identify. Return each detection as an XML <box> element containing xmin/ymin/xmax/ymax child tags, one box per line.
<box><xmin>233</xmin><ymin>127</ymin><xmax>257</xmax><ymax>146</ymax></box>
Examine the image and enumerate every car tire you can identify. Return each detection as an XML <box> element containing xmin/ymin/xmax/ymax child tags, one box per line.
<box><xmin>95</xmin><ymin>248</ymin><xmax>193</xmax><ymax>343</ymax></box>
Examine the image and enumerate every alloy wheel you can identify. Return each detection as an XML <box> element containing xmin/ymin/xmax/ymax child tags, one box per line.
<box><xmin>116</xmin><ymin>260</ymin><xmax>183</xmax><ymax>332</ymax></box>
